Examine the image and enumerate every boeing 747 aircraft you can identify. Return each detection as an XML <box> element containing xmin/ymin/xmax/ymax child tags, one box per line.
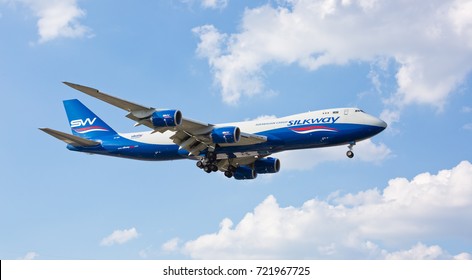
<box><xmin>40</xmin><ymin>82</ymin><xmax>387</xmax><ymax>180</ymax></box>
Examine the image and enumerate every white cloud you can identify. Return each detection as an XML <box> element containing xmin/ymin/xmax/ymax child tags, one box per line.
<box><xmin>180</xmin><ymin>0</ymin><xmax>228</xmax><ymax>10</ymax></box>
<box><xmin>245</xmin><ymin>115</ymin><xmax>278</xmax><ymax>122</ymax></box>
<box><xmin>4</xmin><ymin>0</ymin><xmax>91</xmax><ymax>43</ymax></box>
<box><xmin>462</xmin><ymin>106</ymin><xmax>472</xmax><ymax>130</ymax></box>
<box><xmin>454</xmin><ymin>252</ymin><xmax>472</xmax><ymax>260</ymax></box>
<box><xmin>194</xmin><ymin>0</ymin><xmax>472</xmax><ymax>111</ymax></box>
<box><xmin>463</xmin><ymin>123</ymin><xmax>472</xmax><ymax>130</ymax></box>
<box><xmin>277</xmin><ymin>138</ymin><xmax>391</xmax><ymax>170</ymax></box>
<box><xmin>383</xmin><ymin>243</ymin><xmax>469</xmax><ymax>260</ymax></box>
<box><xmin>201</xmin><ymin>0</ymin><xmax>228</xmax><ymax>9</ymax></box>
<box><xmin>462</xmin><ymin>106</ymin><xmax>472</xmax><ymax>113</ymax></box>
<box><xmin>19</xmin><ymin>251</ymin><xmax>39</xmax><ymax>260</ymax></box>
<box><xmin>182</xmin><ymin>161</ymin><xmax>472</xmax><ymax>259</ymax></box>
<box><xmin>161</xmin><ymin>237</ymin><xmax>181</xmax><ymax>252</ymax></box>
<box><xmin>100</xmin><ymin>227</ymin><xmax>139</xmax><ymax>246</ymax></box>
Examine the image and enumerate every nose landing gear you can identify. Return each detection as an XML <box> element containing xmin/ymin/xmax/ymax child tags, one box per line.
<box><xmin>346</xmin><ymin>142</ymin><xmax>355</xmax><ymax>158</ymax></box>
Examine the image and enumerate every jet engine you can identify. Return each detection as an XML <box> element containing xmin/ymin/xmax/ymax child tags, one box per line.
<box><xmin>210</xmin><ymin>126</ymin><xmax>241</xmax><ymax>143</ymax></box>
<box><xmin>254</xmin><ymin>157</ymin><xmax>281</xmax><ymax>174</ymax></box>
<box><xmin>150</xmin><ymin>109</ymin><xmax>182</xmax><ymax>127</ymax></box>
<box><xmin>233</xmin><ymin>166</ymin><xmax>257</xmax><ymax>180</ymax></box>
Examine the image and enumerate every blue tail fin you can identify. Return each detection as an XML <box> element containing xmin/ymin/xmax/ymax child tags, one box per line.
<box><xmin>63</xmin><ymin>99</ymin><xmax>117</xmax><ymax>139</ymax></box>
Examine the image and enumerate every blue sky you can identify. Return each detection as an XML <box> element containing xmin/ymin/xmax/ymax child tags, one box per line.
<box><xmin>1</xmin><ymin>0</ymin><xmax>471</xmax><ymax>260</ymax></box>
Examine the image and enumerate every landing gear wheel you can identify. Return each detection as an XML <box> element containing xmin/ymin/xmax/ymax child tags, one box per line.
<box><xmin>196</xmin><ymin>161</ymin><xmax>204</xmax><ymax>169</ymax></box>
<box><xmin>346</xmin><ymin>150</ymin><xmax>354</xmax><ymax>158</ymax></box>
<box><xmin>211</xmin><ymin>164</ymin><xmax>218</xmax><ymax>172</ymax></box>
<box><xmin>224</xmin><ymin>171</ymin><xmax>233</xmax><ymax>178</ymax></box>
<box><xmin>203</xmin><ymin>166</ymin><xmax>212</xmax><ymax>173</ymax></box>
<box><xmin>207</xmin><ymin>151</ymin><xmax>217</xmax><ymax>162</ymax></box>
<box><xmin>346</xmin><ymin>142</ymin><xmax>355</xmax><ymax>159</ymax></box>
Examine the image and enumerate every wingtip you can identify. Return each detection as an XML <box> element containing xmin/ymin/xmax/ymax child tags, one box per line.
<box><xmin>63</xmin><ymin>81</ymin><xmax>77</xmax><ymax>88</ymax></box>
<box><xmin>63</xmin><ymin>81</ymin><xmax>99</xmax><ymax>93</ymax></box>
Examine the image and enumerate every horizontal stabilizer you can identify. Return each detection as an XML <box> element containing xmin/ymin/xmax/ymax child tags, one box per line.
<box><xmin>39</xmin><ymin>128</ymin><xmax>100</xmax><ymax>147</ymax></box>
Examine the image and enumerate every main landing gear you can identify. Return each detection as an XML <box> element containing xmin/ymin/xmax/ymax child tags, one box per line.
<box><xmin>196</xmin><ymin>151</ymin><xmax>218</xmax><ymax>173</ymax></box>
<box><xmin>346</xmin><ymin>142</ymin><xmax>355</xmax><ymax>158</ymax></box>
<box><xmin>224</xmin><ymin>165</ymin><xmax>236</xmax><ymax>178</ymax></box>
<box><xmin>196</xmin><ymin>151</ymin><xmax>237</xmax><ymax>178</ymax></box>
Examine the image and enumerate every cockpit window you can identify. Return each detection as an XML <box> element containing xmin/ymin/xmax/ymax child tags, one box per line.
<box><xmin>355</xmin><ymin>109</ymin><xmax>365</xmax><ymax>113</ymax></box>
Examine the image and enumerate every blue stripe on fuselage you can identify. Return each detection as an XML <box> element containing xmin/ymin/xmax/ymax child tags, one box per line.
<box><xmin>67</xmin><ymin>136</ymin><xmax>184</xmax><ymax>161</ymax></box>
<box><xmin>67</xmin><ymin>122</ymin><xmax>385</xmax><ymax>160</ymax></box>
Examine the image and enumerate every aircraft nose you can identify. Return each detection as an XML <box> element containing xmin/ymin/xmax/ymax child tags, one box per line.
<box><xmin>371</xmin><ymin>117</ymin><xmax>387</xmax><ymax>135</ymax></box>
<box><xmin>366</xmin><ymin>114</ymin><xmax>387</xmax><ymax>133</ymax></box>
<box><xmin>376</xmin><ymin>118</ymin><xmax>387</xmax><ymax>129</ymax></box>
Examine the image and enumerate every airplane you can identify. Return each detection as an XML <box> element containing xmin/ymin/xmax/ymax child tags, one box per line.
<box><xmin>40</xmin><ymin>82</ymin><xmax>387</xmax><ymax>180</ymax></box>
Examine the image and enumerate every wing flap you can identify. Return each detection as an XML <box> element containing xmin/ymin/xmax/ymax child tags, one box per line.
<box><xmin>40</xmin><ymin>128</ymin><xmax>100</xmax><ymax>147</ymax></box>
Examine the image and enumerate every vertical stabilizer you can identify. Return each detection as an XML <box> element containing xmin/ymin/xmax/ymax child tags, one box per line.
<box><xmin>63</xmin><ymin>99</ymin><xmax>117</xmax><ymax>139</ymax></box>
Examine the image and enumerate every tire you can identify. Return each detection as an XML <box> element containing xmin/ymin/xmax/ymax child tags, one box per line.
<box><xmin>224</xmin><ymin>171</ymin><xmax>233</xmax><ymax>178</ymax></box>
<box><xmin>207</xmin><ymin>152</ymin><xmax>216</xmax><ymax>162</ymax></box>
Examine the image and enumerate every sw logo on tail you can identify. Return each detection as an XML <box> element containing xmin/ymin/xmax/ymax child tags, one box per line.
<box><xmin>40</xmin><ymin>82</ymin><xmax>387</xmax><ymax>180</ymax></box>
<box><xmin>70</xmin><ymin>117</ymin><xmax>97</xmax><ymax>128</ymax></box>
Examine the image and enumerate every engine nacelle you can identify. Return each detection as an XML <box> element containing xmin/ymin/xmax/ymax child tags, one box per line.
<box><xmin>254</xmin><ymin>157</ymin><xmax>281</xmax><ymax>174</ymax></box>
<box><xmin>233</xmin><ymin>166</ymin><xmax>257</xmax><ymax>180</ymax></box>
<box><xmin>210</xmin><ymin>126</ymin><xmax>241</xmax><ymax>144</ymax></box>
<box><xmin>150</xmin><ymin>109</ymin><xmax>182</xmax><ymax>127</ymax></box>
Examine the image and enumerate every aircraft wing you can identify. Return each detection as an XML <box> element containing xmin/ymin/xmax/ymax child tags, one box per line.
<box><xmin>64</xmin><ymin>82</ymin><xmax>267</xmax><ymax>156</ymax></box>
<box><xmin>40</xmin><ymin>128</ymin><xmax>100</xmax><ymax>147</ymax></box>
<box><xmin>63</xmin><ymin>82</ymin><xmax>210</xmax><ymax>131</ymax></box>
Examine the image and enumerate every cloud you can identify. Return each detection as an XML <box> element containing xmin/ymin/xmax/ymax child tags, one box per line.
<box><xmin>463</xmin><ymin>123</ymin><xmax>472</xmax><ymax>130</ymax></box>
<box><xmin>384</xmin><ymin>243</ymin><xmax>469</xmax><ymax>260</ymax></box>
<box><xmin>201</xmin><ymin>0</ymin><xmax>228</xmax><ymax>9</ymax></box>
<box><xmin>245</xmin><ymin>114</ymin><xmax>278</xmax><ymax>122</ymax></box>
<box><xmin>182</xmin><ymin>160</ymin><xmax>472</xmax><ymax>259</ymax></box>
<box><xmin>462</xmin><ymin>106</ymin><xmax>472</xmax><ymax>113</ymax></box>
<box><xmin>4</xmin><ymin>0</ymin><xmax>91</xmax><ymax>43</ymax></box>
<box><xmin>100</xmin><ymin>227</ymin><xmax>139</xmax><ymax>246</ymax></box>
<box><xmin>462</xmin><ymin>106</ymin><xmax>472</xmax><ymax>130</ymax></box>
<box><xmin>161</xmin><ymin>237</ymin><xmax>181</xmax><ymax>252</ymax></box>
<box><xmin>193</xmin><ymin>0</ymin><xmax>472</xmax><ymax>111</ymax></box>
<box><xmin>180</xmin><ymin>0</ymin><xmax>228</xmax><ymax>10</ymax></box>
<box><xmin>277</xmin><ymin>139</ymin><xmax>391</xmax><ymax>170</ymax></box>
<box><xmin>19</xmin><ymin>251</ymin><xmax>39</xmax><ymax>260</ymax></box>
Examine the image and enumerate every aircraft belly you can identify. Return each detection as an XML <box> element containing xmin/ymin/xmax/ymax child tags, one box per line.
<box><xmin>96</xmin><ymin>137</ymin><xmax>184</xmax><ymax>161</ymax></box>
